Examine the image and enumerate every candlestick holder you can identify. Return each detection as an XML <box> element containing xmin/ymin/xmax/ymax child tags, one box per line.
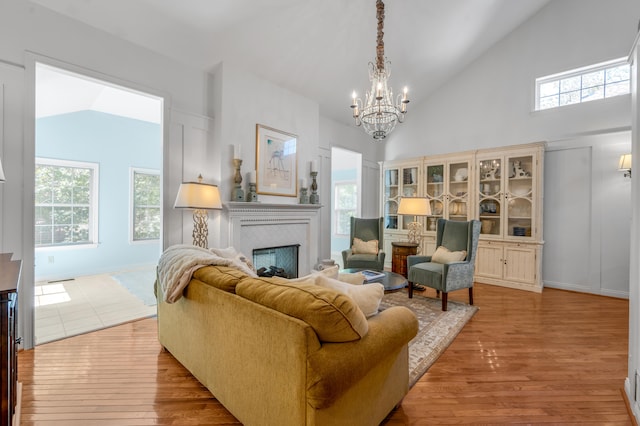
<box><xmin>246</xmin><ymin>182</ymin><xmax>258</xmax><ymax>202</ymax></box>
<box><xmin>299</xmin><ymin>187</ymin><xmax>309</xmax><ymax>204</ymax></box>
<box><xmin>233</xmin><ymin>158</ymin><xmax>245</xmax><ymax>201</ymax></box>
<box><xmin>310</xmin><ymin>171</ymin><xmax>319</xmax><ymax>204</ymax></box>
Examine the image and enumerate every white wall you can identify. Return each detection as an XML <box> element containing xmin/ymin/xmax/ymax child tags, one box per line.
<box><xmin>627</xmin><ymin>30</ymin><xmax>640</xmax><ymax>423</ymax></box>
<box><xmin>544</xmin><ymin>132</ymin><xmax>631</xmax><ymax>297</ymax></box>
<box><xmin>382</xmin><ymin>0</ymin><xmax>639</xmax><ymax>297</ymax></box>
<box><xmin>0</xmin><ymin>0</ymin><xmax>221</xmax><ymax>349</ymax></box>
<box><xmin>385</xmin><ymin>0</ymin><xmax>638</xmax><ymax>158</ymax></box>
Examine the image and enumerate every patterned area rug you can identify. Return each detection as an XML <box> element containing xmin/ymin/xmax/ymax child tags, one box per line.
<box><xmin>379</xmin><ymin>291</ymin><xmax>478</xmax><ymax>387</ymax></box>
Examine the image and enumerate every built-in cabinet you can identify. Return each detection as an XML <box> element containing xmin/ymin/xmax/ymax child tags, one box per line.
<box><xmin>380</xmin><ymin>142</ymin><xmax>544</xmax><ymax>292</ymax></box>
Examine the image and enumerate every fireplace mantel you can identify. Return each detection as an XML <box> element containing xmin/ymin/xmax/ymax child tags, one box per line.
<box><xmin>224</xmin><ymin>202</ymin><xmax>323</xmax><ymax>274</ymax></box>
<box><xmin>225</xmin><ymin>202</ymin><xmax>322</xmax><ymax>214</ymax></box>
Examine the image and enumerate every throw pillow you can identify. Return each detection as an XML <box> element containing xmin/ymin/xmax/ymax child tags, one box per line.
<box><xmin>210</xmin><ymin>246</ymin><xmax>238</xmax><ymax>258</ymax></box>
<box><xmin>431</xmin><ymin>246</ymin><xmax>467</xmax><ymax>264</ymax></box>
<box><xmin>236</xmin><ymin>277</ymin><xmax>368</xmax><ymax>342</ymax></box>
<box><xmin>315</xmin><ymin>275</ymin><xmax>384</xmax><ymax>318</ymax></box>
<box><xmin>287</xmin><ymin>265</ymin><xmax>339</xmax><ymax>283</ymax></box>
<box><xmin>337</xmin><ymin>271</ymin><xmax>365</xmax><ymax>285</ymax></box>
<box><xmin>352</xmin><ymin>237</ymin><xmax>378</xmax><ymax>255</ymax></box>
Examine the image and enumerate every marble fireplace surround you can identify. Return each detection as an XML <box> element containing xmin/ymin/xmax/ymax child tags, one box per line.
<box><xmin>225</xmin><ymin>202</ymin><xmax>322</xmax><ymax>276</ymax></box>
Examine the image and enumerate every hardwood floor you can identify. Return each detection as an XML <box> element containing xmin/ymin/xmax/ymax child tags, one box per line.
<box><xmin>18</xmin><ymin>283</ymin><xmax>632</xmax><ymax>425</ymax></box>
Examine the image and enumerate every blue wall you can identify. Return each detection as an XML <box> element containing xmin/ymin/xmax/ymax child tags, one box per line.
<box><xmin>35</xmin><ymin>110</ymin><xmax>161</xmax><ymax>281</ymax></box>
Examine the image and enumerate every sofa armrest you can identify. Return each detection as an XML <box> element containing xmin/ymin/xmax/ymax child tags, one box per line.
<box><xmin>306</xmin><ymin>306</ymin><xmax>418</xmax><ymax>409</ymax></box>
<box><xmin>377</xmin><ymin>250</ymin><xmax>386</xmax><ymax>265</ymax></box>
<box><xmin>341</xmin><ymin>248</ymin><xmax>353</xmax><ymax>267</ymax></box>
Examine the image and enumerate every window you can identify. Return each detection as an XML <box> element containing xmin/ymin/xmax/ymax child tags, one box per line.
<box><xmin>535</xmin><ymin>58</ymin><xmax>630</xmax><ymax>111</ymax></box>
<box><xmin>131</xmin><ymin>168</ymin><xmax>161</xmax><ymax>242</ymax></box>
<box><xmin>334</xmin><ymin>182</ymin><xmax>357</xmax><ymax>235</ymax></box>
<box><xmin>35</xmin><ymin>158</ymin><xmax>98</xmax><ymax>247</ymax></box>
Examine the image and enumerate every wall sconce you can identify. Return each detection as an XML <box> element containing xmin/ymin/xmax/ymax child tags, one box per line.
<box><xmin>619</xmin><ymin>154</ymin><xmax>632</xmax><ymax>178</ymax></box>
<box><xmin>174</xmin><ymin>175</ymin><xmax>222</xmax><ymax>248</ymax></box>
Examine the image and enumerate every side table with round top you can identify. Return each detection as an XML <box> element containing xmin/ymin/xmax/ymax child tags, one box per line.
<box><xmin>391</xmin><ymin>241</ymin><xmax>419</xmax><ymax>277</ymax></box>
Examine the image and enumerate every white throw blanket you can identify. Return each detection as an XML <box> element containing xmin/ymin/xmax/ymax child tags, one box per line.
<box><xmin>158</xmin><ymin>244</ymin><xmax>257</xmax><ymax>303</ymax></box>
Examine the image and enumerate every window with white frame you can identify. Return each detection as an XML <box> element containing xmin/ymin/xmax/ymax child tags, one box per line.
<box><xmin>535</xmin><ymin>58</ymin><xmax>630</xmax><ymax>111</ymax></box>
<box><xmin>334</xmin><ymin>182</ymin><xmax>357</xmax><ymax>236</ymax></box>
<box><xmin>131</xmin><ymin>168</ymin><xmax>161</xmax><ymax>242</ymax></box>
<box><xmin>35</xmin><ymin>158</ymin><xmax>99</xmax><ymax>247</ymax></box>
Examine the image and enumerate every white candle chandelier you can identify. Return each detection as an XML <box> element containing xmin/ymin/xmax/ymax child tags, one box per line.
<box><xmin>350</xmin><ymin>0</ymin><xmax>409</xmax><ymax>141</ymax></box>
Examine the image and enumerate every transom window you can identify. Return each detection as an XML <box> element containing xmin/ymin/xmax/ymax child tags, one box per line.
<box><xmin>35</xmin><ymin>158</ymin><xmax>98</xmax><ymax>247</ymax></box>
<box><xmin>535</xmin><ymin>58</ymin><xmax>630</xmax><ymax>111</ymax></box>
<box><xmin>334</xmin><ymin>182</ymin><xmax>357</xmax><ymax>236</ymax></box>
<box><xmin>131</xmin><ymin>168</ymin><xmax>161</xmax><ymax>242</ymax></box>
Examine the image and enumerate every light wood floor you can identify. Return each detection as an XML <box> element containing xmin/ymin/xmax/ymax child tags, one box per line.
<box><xmin>18</xmin><ymin>283</ymin><xmax>633</xmax><ymax>425</ymax></box>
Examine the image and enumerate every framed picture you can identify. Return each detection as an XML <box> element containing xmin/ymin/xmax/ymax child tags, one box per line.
<box><xmin>256</xmin><ymin>124</ymin><xmax>298</xmax><ymax>197</ymax></box>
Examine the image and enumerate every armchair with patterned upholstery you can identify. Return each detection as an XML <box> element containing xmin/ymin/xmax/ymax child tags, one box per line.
<box><xmin>341</xmin><ymin>217</ymin><xmax>386</xmax><ymax>271</ymax></box>
<box><xmin>407</xmin><ymin>219</ymin><xmax>481</xmax><ymax>310</ymax></box>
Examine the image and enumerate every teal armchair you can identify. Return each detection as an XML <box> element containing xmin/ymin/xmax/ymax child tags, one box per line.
<box><xmin>407</xmin><ymin>219</ymin><xmax>481</xmax><ymax>310</ymax></box>
<box><xmin>341</xmin><ymin>217</ymin><xmax>386</xmax><ymax>270</ymax></box>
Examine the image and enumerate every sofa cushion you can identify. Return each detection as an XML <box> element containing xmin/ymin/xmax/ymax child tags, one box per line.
<box><xmin>315</xmin><ymin>275</ymin><xmax>384</xmax><ymax>318</ymax></box>
<box><xmin>236</xmin><ymin>277</ymin><xmax>368</xmax><ymax>342</ymax></box>
<box><xmin>192</xmin><ymin>265</ymin><xmax>249</xmax><ymax>293</ymax></box>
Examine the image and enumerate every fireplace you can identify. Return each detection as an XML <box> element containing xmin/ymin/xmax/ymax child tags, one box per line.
<box><xmin>253</xmin><ymin>244</ymin><xmax>300</xmax><ymax>278</ymax></box>
<box><xmin>225</xmin><ymin>202</ymin><xmax>322</xmax><ymax>276</ymax></box>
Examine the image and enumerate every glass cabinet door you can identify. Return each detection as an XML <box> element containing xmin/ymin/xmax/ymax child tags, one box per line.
<box><xmin>383</xmin><ymin>168</ymin><xmax>399</xmax><ymax>230</ymax></box>
<box><xmin>478</xmin><ymin>158</ymin><xmax>502</xmax><ymax>236</ymax></box>
<box><xmin>446</xmin><ymin>161</ymin><xmax>470</xmax><ymax>222</ymax></box>
<box><xmin>425</xmin><ymin>163</ymin><xmax>444</xmax><ymax>232</ymax></box>
<box><xmin>400</xmin><ymin>166</ymin><xmax>419</xmax><ymax>231</ymax></box>
<box><xmin>505</xmin><ymin>154</ymin><xmax>534</xmax><ymax>238</ymax></box>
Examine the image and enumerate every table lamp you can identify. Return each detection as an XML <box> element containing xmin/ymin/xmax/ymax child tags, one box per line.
<box><xmin>174</xmin><ymin>175</ymin><xmax>222</xmax><ymax>248</ymax></box>
<box><xmin>397</xmin><ymin>197</ymin><xmax>431</xmax><ymax>244</ymax></box>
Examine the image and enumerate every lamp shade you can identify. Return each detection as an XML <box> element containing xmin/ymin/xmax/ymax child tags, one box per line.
<box><xmin>174</xmin><ymin>181</ymin><xmax>222</xmax><ymax>210</ymax></box>
<box><xmin>0</xmin><ymin>157</ymin><xmax>5</xmax><ymax>182</ymax></box>
<box><xmin>397</xmin><ymin>197</ymin><xmax>431</xmax><ymax>216</ymax></box>
<box><xmin>619</xmin><ymin>154</ymin><xmax>632</xmax><ymax>171</ymax></box>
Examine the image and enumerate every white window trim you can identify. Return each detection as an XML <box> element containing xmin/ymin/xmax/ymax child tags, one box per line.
<box><xmin>534</xmin><ymin>57</ymin><xmax>630</xmax><ymax>111</ymax></box>
<box><xmin>35</xmin><ymin>157</ymin><xmax>99</xmax><ymax>249</ymax></box>
<box><xmin>129</xmin><ymin>167</ymin><xmax>161</xmax><ymax>244</ymax></box>
<box><xmin>333</xmin><ymin>180</ymin><xmax>357</xmax><ymax>237</ymax></box>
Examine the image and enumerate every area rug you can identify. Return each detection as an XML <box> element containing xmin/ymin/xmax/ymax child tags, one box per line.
<box><xmin>111</xmin><ymin>268</ymin><xmax>157</xmax><ymax>306</ymax></box>
<box><xmin>379</xmin><ymin>291</ymin><xmax>478</xmax><ymax>387</ymax></box>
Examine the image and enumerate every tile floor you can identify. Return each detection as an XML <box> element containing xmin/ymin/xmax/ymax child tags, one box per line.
<box><xmin>35</xmin><ymin>272</ymin><xmax>157</xmax><ymax>345</ymax></box>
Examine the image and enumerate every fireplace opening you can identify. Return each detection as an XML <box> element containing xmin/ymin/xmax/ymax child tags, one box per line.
<box><xmin>253</xmin><ymin>244</ymin><xmax>300</xmax><ymax>278</ymax></box>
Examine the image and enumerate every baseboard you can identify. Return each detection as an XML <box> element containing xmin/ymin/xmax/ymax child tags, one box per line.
<box><xmin>13</xmin><ymin>381</ymin><xmax>22</xmax><ymax>426</ymax></box>
<box><xmin>622</xmin><ymin>386</ymin><xmax>639</xmax><ymax>426</ymax></box>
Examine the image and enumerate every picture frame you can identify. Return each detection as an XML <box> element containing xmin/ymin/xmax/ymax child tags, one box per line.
<box><xmin>255</xmin><ymin>124</ymin><xmax>298</xmax><ymax>197</ymax></box>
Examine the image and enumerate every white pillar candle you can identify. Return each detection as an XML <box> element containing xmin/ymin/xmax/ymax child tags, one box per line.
<box><xmin>234</xmin><ymin>144</ymin><xmax>242</xmax><ymax>159</ymax></box>
<box><xmin>250</xmin><ymin>170</ymin><xmax>256</xmax><ymax>183</ymax></box>
<box><xmin>311</xmin><ymin>160</ymin><xmax>318</xmax><ymax>173</ymax></box>
<box><xmin>301</xmin><ymin>178</ymin><xmax>307</xmax><ymax>188</ymax></box>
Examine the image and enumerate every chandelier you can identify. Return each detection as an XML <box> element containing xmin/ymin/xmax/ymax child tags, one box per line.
<box><xmin>350</xmin><ymin>0</ymin><xmax>409</xmax><ymax>141</ymax></box>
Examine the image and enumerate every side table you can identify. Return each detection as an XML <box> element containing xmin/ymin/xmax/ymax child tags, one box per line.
<box><xmin>391</xmin><ymin>241</ymin><xmax>419</xmax><ymax>277</ymax></box>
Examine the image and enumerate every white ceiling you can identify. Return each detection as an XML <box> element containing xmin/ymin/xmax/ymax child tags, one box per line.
<box><xmin>36</xmin><ymin>64</ymin><xmax>162</xmax><ymax>123</ymax></box>
<box><xmin>31</xmin><ymin>0</ymin><xmax>552</xmax><ymax>125</ymax></box>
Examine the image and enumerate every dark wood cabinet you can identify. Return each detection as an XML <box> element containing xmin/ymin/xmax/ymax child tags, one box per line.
<box><xmin>0</xmin><ymin>253</ymin><xmax>21</xmax><ymax>426</ymax></box>
<box><xmin>391</xmin><ymin>242</ymin><xmax>418</xmax><ymax>277</ymax></box>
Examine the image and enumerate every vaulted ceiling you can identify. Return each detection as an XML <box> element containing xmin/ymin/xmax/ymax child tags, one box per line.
<box><xmin>30</xmin><ymin>0</ymin><xmax>552</xmax><ymax>125</ymax></box>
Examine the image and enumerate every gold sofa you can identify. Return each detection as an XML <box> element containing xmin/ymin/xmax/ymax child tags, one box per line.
<box><xmin>156</xmin><ymin>265</ymin><xmax>418</xmax><ymax>426</ymax></box>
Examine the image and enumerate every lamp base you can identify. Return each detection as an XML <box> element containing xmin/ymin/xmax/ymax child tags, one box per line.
<box><xmin>192</xmin><ymin>209</ymin><xmax>209</xmax><ymax>248</ymax></box>
<box><xmin>406</xmin><ymin>221</ymin><xmax>422</xmax><ymax>245</ymax></box>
